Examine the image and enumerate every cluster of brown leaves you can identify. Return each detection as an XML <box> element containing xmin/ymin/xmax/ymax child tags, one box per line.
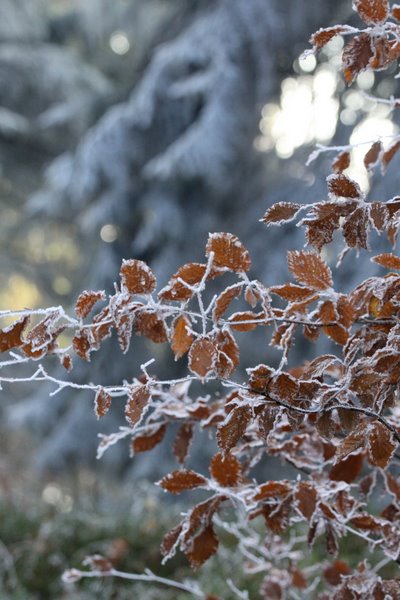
<box><xmin>4</xmin><ymin>2</ymin><xmax>400</xmax><ymax>597</ymax></box>
<box><xmin>309</xmin><ymin>0</ymin><xmax>400</xmax><ymax>83</ymax></box>
<box><xmin>3</xmin><ymin>225</ymin><xmax>400</xmax><ymax>596</ymax></box>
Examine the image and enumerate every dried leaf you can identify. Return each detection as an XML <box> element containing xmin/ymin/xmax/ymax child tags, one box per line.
<box><xmin>188</xmin><ymin>337</ymin><xmax>218</xmax><ymax>379</ymax></box>
<box><xmin>367</xmin><ymin>421</ymin><xmax>396</xmax><ymax>468</ymax></box>
<box><xmin>186</xmin><ymin>524</ymin><xmax>219</xmax><ymax>569</ymax></box>
<box><xmin>310</xmin><ymin>26</ymin><xmax>351</xmax><ymax>50</ymax></box>
<box><xmin>228</xmin><ymin>311</ymin><xmax>261</xmax><ymax>331</ymax></box>
<box><xmin>132</xmin><ymin>423</ymin><xmax>167</xmax><ymax>454</ymax></box>
<box><xmin>353</xmin><ymin>0</ymin><xmax>389</xmax><ymax>25</ymax></box>
<box><xmin>335</xmin><ymin>423</ymin><xmax>366</xmax><ymax>463</ymax></box>
<box><xmin>215</xmin><ymin>329</ymin><xmax>240</xmax><ymax>377</ymax></box>
<box><xmin>343</xmin><ymin>206</ymin><xmax>369</xmax><ymax>250</ymax></box>
<box><xmin>295</xmin><ymin>482</ymin><xmax>317</xmax><ymax>521</ymax></box>
<box><xmin>327</xmin><ymin>174</ymin><xmax>362</xmax><ymax>199</ymax></box>
<box><xmin>382</xmin><ymin>141</ymin><xmax>400</xmax><ymax>173</ymax></box>
<box><xmin>393</xmin><ymin>4</ymin><xmax>400</xmax><ymax>20</ymax></box>
<box><xmin>120</xmin><ymin>259</ymin><xmax>156</xmax><ymax>294</ymax></box>
<box><xmin>323</xmin><ymin>323</ymin><xmax>349</xmax><ymax>346</ymax></box>
<box><xmin>332</xmin><ymin>150</ymin><xmax>351</xmax><ymax>174</ymax></box>
<box><xmin>261</xmin><ymin>202</ymin><xmax>301</xmax><ymax>225</ymax></box>
<box><xmin>330</xmin><ymin>453</ymin><xmax>364</xmax><ymax>483</ymax></box>
<box><xmin>209</xmin><ymin>452</ymin><xmax>242</xmax><ymax>487</ymax></box>
<box><xmin>206</xmin><ymin>232</ymin><xmax>251</xmax><ymax>273</ymax></box>
<box><xmin>372</xmin><ymin>253</ymin><xmax>400</xmax><ymax>270</ymax></box>
<box><xmin>364</xmin><ymin>141</ymin><xmax>382</xmax><ymax>172</ymax></box>
<box><xmin>212</xmin><ymin>285</ymin><xmax>241</xmax><ymax>322</ymax></box>
<box><xmin>260</xmin><ymin>578</ymin><xmax>284</xmax><ymax>600</ymax></box>
<box><xmin>287</xmin><ymin>250</ymin><xmax>333</xmax><ymax>290</ymax></box>
<box><xmin>158</xmin><ymin>262</ymin><xmax>219</xmax><ymax>302</ymax></box>
<box><xmin>171</xmin><ymin>315</ymin><xmax>193</xmax><ymax>359</ymax></box>
<box><xmin>254</xmin><ymin>481</ymin><xmax>291</xmax><ymax>501</ymax></box>
<box><xmin>158</xmin><ymin>469</ymin><xmax>207</xmax><ymax>495</ymax></box>
<box><xmin>173</xmin><ymin>423</ymin><xmax>194</xmax><ymax>465</ymax></box>
<box><xmin>0</xmin><ymin>316</ymin><xmax>29</xmax><ymax>352</ymax></box>
<box><xmin>248</xmin><ymin>364</ymin><xmax>274</xmax><ymax>393</ymax></box>
<box><xmin>342</xmin><ymin>33</ymin><xmax>373</xmax><ymax>84</ymax></box>
<box><xmin>217</xmin><ymin>405</ymin><xmax>252</xmax><ymax>454</ymax></box>
<box><xmin>318</xmin><ymin>300</ymin><xmax>338</xmax><ymax>325</ymax></box>
<box><xmin>75</xmin><ymin>290</ymin><xmax>105</xmax><ymax>319</ymax></box>
<box><xmin>94</xmin><ymin>387</ymin><xmax>112</xmax><ymax>419</ymax></box>
<box><xmin>160</xmin><ymin>524</ymin><xmax>183</xmax><ymax>560</ymax></box>
<box><xmin>270</xmin><ymin>283</ymin><xmax>314</xmax><ymax>302</ymax></box>
<box><xmin>124</xmin><ymin>385</ymin><xmax>150</xmax><ymax>426</ymax></box>
<box><xmin>61</xmin><ymin>354</ymin><xmax>73</xmax><ymax>371</ymax></box>
<box><xmin>324</xmin><ymin>560</ymin><xmax>352</xmax><ymax>585</ymax></box>
<box><xmin>72</xmin><ymin>328</ymin><xmax>92</xmax><ymax>361</ymax></box>
<box><xmin>135</xmin><ymin>310</ymin><xmax>168</xmax><ymax>343</ymax></box>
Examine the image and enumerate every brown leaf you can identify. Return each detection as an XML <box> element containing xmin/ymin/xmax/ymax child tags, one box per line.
<box><xmin>270</xmin><ymin>283</ymin><xmax>314</xmax><ymax>302</ymax></box>
<box><xmin>336</xmin><ymin>295</ymin><xmax>356</xmax><ymax>329</ymax></box>
<box><xmin>135</xmin><ymin>310</ymin><xmax>168</xmax><ymax>343</ymax></box>
<box><xmin>216</xmin><ymin>405</ymin><xmax>252</xmax><ymax>454</ymax></box>
<box><xmin>335</xmin><ymin>424</ymin><xmax>366</xmax><ymax>463</ymax></box>
<box><xmin>310</xmin><ymin>26</ymin><xmax>351</xmax><ymax>51</ymax></box>
<box><xmin>206</xmin><ymin>232</ymin><xmax>251</xmax><ymax>273</ymax></box>
<box><xmin>324</xmin><ymin>560</ymin><xmax>352</xmax><ymax>585</ymax></box>
<box><xmin>248</xmin><ymin>364</ymin><xmax>274</xmax><ymax>393</ymax></box>
<box><xmin>213</xmin><ymin>285</ymin><xmax>241</xmax><ymax>322</ymax></box>
<box><xmin>160</xmin><ymin>523</ymin><xmax>183</xmax><ymax>560</ymax></box>
<box><xmin>258</xmin><ymin>406</ymin><xmax>279</xmax><ymax>440</ymax></box>
<box><xmin>332</xmin><ymin>150</ymin><xmax>351</xmax><ymax>174</ymax></box>
<box><xmin>318</xmin><ymin>300</ymin><xmax>338</xmax><ymax>325</ymax></box>
<box><xmin>287</xmin><ymin>250</ymin><xmax>333</xmax><ymax>290</ymax></box>
<box><xmin>186</xmin><ymin>524</ymin><xmax>219</xmax><ymax>569</ymax></box>
<box><xmin>72</xmin><ymin>328</ymin><xmax>92</xmax><ymax>361</ymax></box>
<box><xmin>158</xmin><ymin>469</ymin><xmax>207</xmax><ymax>495</ymax></box>
<box><xmin>120</xmin><ymin>259</ymin><xmax>156</xmax><ymax>294</ymax></box>
<box><xmin>260</xmin><ymin>578</ymin><xmax>284</xmax><ymax>600</ymax></box>
<box><xmin>209</xmin><ymin>452</ymin><xmax>242</xmax><ymax>487</ymax></box>
<box><xmin>367</xmin><ymin>421</ymin><xmax>396</xmax><ymax>468</ymax></box>
<box><xmin>364</xmin><ymin>141</ymin><xmax>382</xmax><ymax>172</ymax></box>
<box><xmin>295</xmin><ymin>482</ymin><xmax>317</xmax><ymax>521</ymax></box>
<box><xmin>254</xmin><ymin>481</ymin><xmax>291</xmax><ymax>502</ymax></box>
<box><xmin>92</xmin><ymin>307</ymin><xmax>113</xmax><ymax>348</ymax></box>
<box><xmin>94</xmin><ymin>387</ymin><xmax>112</xmax><ymax>419</ymax></box>
<box><xmin>354</xmin><ymin>0</ymin><xmax>389</xmax><ymax>24</ymax></box>
<box><xmin>228</xmin><ymin>311</ymin><xmax>261</xmax><ymax>331</ymax></box>
<box><xmin>350</xmin><ymin>513</ymin><xmax>382</xmax><ymax>531</ymax></box>
<box><xmin>325</xmin><ymin>522</ymin><xmax>339</xmax><ymax>556</ymax></box>
<box><xmin>372</xmin><ymin>253</ymin><xmax>400</xmax><ymax>270</ymax></box>
<box><xmin>382</xmin><ymin>141</ymin><xmax>400</xmax><ymax>173</ymax></box>
<box><xmin>171</xmin><ymin>315</ymin><xmax>193</xmax><ymax>360</ymax></box>
<box><xmin>0</xmin><ymin>316</ymin><xmax>29</xmax><ymax>352</ymax></box>
<box><xmin>261</xmin><ymin>202</ymin><xmax>301</xmax><ymax>225</ymax></box>
<box><xmin>369</xmin><ymin>202</ymin><xmax>387</xmax><ymax>232</ymax></box>
<box><xmin>75</xmin><ymin>290</ymin><xmax>105</xmax><ymax>319</ymax></box>
<box><xmin>173</xmin><ymin>423</ymin><xmax>194</xmax><ymax>465</ymax></box>
<box><xmin>132</xmin><ymin>423</ymin><xmax>167</xmax><ymax>454</ymax></box>
<box><xmin>342</xmin><ymin>33</ymin><xmax>373</xmax><ymax>84</ymax></box>
<box><xmin>316</xmin><ymin>412</ymin><xmax>336</xmax><ymax>439</ymax></box>
<box><xmin>261</xmin><ymin>497</ymin><xmax>292</xmax><ymax>534</ymax></box>
<box><xmin>215</xmin><ymin>329</ymin><xmax>240</xmax><ymax>377</ymax></box>
<box><xmin>327</xmin><ymin>174</ymin><xmax>362</xmax><ymax>199</ymax></box>
<box><xmin>323</xmin><ymin>323</ymin><xmax>349</xmax><ymax>346</ymax></box>
<box><xmin>330</xmin><ymin>453</ymin><xmax>364</xmax><ymax>483</ymax></box>
<box><xmin>158</xmin><ymin>262</ymin><xmax>219</xmax><ymax>302</ymax></box>
<box><xmin>124</xmin><ymin>385</ymin><xmax>150</xmax><ymax>426</ymax></box>
<box><xmin>270</xmin><ymin>372</ymin><xmax>298</xmax><ymax>403</ymax></box>
<box><xmin>291</xmin><ymin>569</ymin><xmax>308</xmax><ymax>590</ymax></box>
<box><xmin>188</xmin><ymin>337</ymin><xmax>218</xmax><ymax>379</ymax></box>
<box><xmin>393</xmin><ymin>4</ymin><xmax>400</xmax><ymax>20</ymax></box>
<box><xmin>343</xmin><ymin>206</ymin><xmax>369</xmax><ymax>250</ymax></box>
<box><xmin>61</xmin><ymin>354</ymin><xmax>73</xmax><ymax>371</ymax></box>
